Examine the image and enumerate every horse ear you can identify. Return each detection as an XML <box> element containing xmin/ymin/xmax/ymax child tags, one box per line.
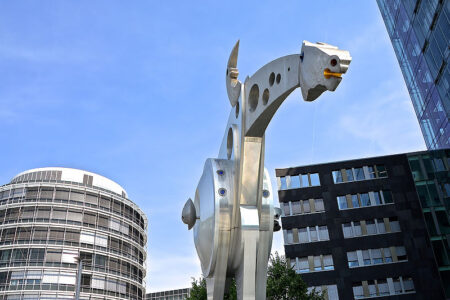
<box><xmin>226</xmin><ymin>40</ymin><xmax>241</xmax><ymax>107</ymax></box>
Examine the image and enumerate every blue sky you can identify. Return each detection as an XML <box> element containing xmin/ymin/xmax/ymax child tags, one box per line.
<box><xmin>0</xmin><ymin>0</ymin><xmax>426</xmax><ymax>292</ymax></box>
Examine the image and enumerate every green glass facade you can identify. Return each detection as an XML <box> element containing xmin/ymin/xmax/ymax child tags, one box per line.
<box><xmin>407</xmin><ymin>149</ymin><xmax>450</xmax><ymax>297</ymax></box>
<box><xmin>377</xmin><ymin>0</ymin><xmax>449</xmax><ymax>149</ymax></box>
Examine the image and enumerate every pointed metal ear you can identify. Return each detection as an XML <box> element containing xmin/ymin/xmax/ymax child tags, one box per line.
<box><xmin>226</xmin><ymin>40</ymin><xmax>241</xmax><ymax>107</ymax></box>
<box><xmin>181</xmin><ymin>198</ymin><xmax>197</xmax><ymax>230</ymax></box>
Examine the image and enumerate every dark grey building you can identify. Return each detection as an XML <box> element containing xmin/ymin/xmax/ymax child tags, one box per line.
<box><xmin>146</xmin><ymin>288</ymin><xmax>190</xmax><ymax>300</ymax></box>
<box><xmin>377</xmin><ymin>0</ymin><xmax>449</xmax><ymax>149</ymax></box>
<box><xmin>276</xmin><ymin>149</ymin><xmax>449</xmax><ymax>299</ymax></box>
<box><xmin>0</xmin><ymin>167</ymin><xmax>147</xmax><ymax>300</ymax></box>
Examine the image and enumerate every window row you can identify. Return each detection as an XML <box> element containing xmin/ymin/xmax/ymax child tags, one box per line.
<box><xmin>347</xmin><ymin>246</ymin><xmax>407</xmax><ymax>268</ymax></box>
<box><xmin>337</xmin><ymin>190</ymin><xmax>393</xmax><ymax>210</ymax></box>
<box><xmin>307</xmin><ymin>285</ymin><xmax>338</xmax><ymax>300</ymax></box>
<box><xmin>11</xmin><ymin>170</ymin><xmax>62</xmax><ymax>184</ymax></box>
<box><xmin>0</xmin><ymin>248</ymin><xmax>143</xmax><ymax>282</ymax></box>
<box><xmin>290</xmin><ymin>254</ymin><xmax>334</xmax><ymax>273</ymax></box>
<box><xmin>281</xmin><ymin>198</ymin><xmax>325</xmax><ymax>216</ymax></box>
<box><xmin>353</xmin><ymin>276</ymin><xmax>415</xmax><ymax>299</ymax></box>
<box><xmin>0</xmin><ymin>206</ymin><xmax>145</xmax><ymax>246</ymax></box>
<box><xmin>278</xmin><ymin>173</ymin><xmax>320</xmax><ymax>190</ymax></box>
<box><xmin>0</xmin><ymin>226</ymin><xmax>145</xmax><ymax>265</ymax></box>
<box><xmin>332</xmin><ymin>165</ymin><xmax>387</xmax><ymax>184</ymax></box>
<box><xmin>0</xmin><ymin>186</ymin><xmax>145</xmax><ymax>230</ymax></box>
<box><xmin>0</xmin><ymin>270</ymin><xmax>143</xmax><ymax>297</ymax></box>
<box><xmin>342</xmin><ymin>217</ymin><xmax>401</xmax><ymax>238</ymax></box>
<box><xmin>285</xmin><ymin>225</ymin><xmax>330</xmax><ymax>244</ymax></box>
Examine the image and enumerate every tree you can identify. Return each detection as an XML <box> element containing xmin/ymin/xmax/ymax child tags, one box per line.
<box><xmin>186</xmin><ymin>252</ymin><xmax>324</xmax><ymax>300</ymax></box>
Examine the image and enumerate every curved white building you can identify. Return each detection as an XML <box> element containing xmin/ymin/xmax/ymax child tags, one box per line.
<box><xmin>0</xmin><ymin>168</ymin><xmax>147</xmax><ymax>300</ymax></box>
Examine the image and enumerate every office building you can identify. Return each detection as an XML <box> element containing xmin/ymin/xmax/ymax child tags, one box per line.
<box><xmin>377</xmin><ymin>0</ymin><xmax>449</xmax><ymax>149</ymax></box>
<box><xmin>276</xmin><ymin>149</ymin><xmax>449</xmax><ymax>299</ymax></box>
<box><xmin>0</xmin><ymin>167</ymin><xmax>147</xmax><ymax>300</ymax></box>
<box><xmin>146</xmin><ymin>288</ymin><xmax>190</xmax><ymax>300</ymax></box>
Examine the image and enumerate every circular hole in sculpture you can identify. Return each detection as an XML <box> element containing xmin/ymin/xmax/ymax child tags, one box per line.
<box><xmin>330</xmin><ymin>59</ymin><xmax>337</xmax><ymax>67</ymax></box>
<box><xmin>218</xmin><ymin>188</ymin><xmax>226</xmax><ymax>196</ymax></box>
<box><xmin>262</xmin><ymin>89</ymin><xmax>270</xmax><ymax>105</ymax></box>
<box><xmin>288</xmin><ymin>67</ymin><xmax>290</xmax><ymax>72</ymax></box>
<box><xmin>248</xmin><ymin>84</ymin><xmax>259</xmax><ymax>112</ymax></box>
<box><xmin>263</xmin><ymin>190</ymin><xmax>270</xmax><ymax>198</ymax></box>
<box><xmin>227</xmin><ymin>127</ymin><xmax>233</xmax><ymax>160</ymax></box>
<box><xmin>217</xmin><ymin>170</ymin><xmax>225</xmax><ymax>176</ymax></box>
<box><xmin>269</xmin><ymin>72</ymin><xmax>275</xmax><ymax>86</ymax></box>
<box><xmin>276</xmin><ymin>73</ymin><xmax>281</xmax><ymax>84</ymax></box>
<box><xmin>235</xmin><ymin>102</ymin><xmax>239</xmax><ymax>118</ymax></box>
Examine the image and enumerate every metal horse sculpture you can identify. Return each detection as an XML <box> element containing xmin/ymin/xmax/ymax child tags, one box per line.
<box><xmin>182</xmin><ymin>40</ymin><xmax>351</xmax><ymax>300</ymax></box>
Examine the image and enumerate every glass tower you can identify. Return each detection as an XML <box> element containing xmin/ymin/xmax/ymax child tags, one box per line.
<box><xmin>377</xmin><ymin>0</ymin><xmax>449</xmax><ymax>149</ymax></box>
<box><xmin>0</xmin><ymin>167</ymin><xmax>147</xmax><ymax>300</ymax></box>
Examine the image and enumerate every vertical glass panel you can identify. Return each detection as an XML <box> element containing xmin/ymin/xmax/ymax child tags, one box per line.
<box><xmin>371</xmin><ymin>249</ymin><xmax>383</xmax><ymax>264</ymax></box>
<box><xmin>383</xmin><ymin>248</ymin><xmax>392</xmax><ymax>262</ymax></box>
<box><xmin>347</xmin><ymin>251</ymin><xmax>358</xmax><ymax>267</ymax></box>
<box><xmin>286</xmin><ymin>230</ymin><xmax>293</xmax><ymax>244</ymax></box>
<box><xmin>343</xmin><ymin>223</ymin><xmax>353</xmax><ymax>238</ymax></box>
<box><xmin>390</xmin><ymin>218</ymin><xmax>401</xmax><ymax>232</ymax></box>
<box><xmin>362</xmin><ymin>250</ymin><xmax>371</xmax><ymax>265</ymax></box>
<box><xmin>354</xmin><ymin>167</ymin><xmax>365</xmax><ymax>180</ymax></box>
<box><xmin>403</xmin><ymin>277</ymin><xmax>415</xmax><ymax>292</ymax></box>
<box><xmin>346</xmin><ymin>169</ymin><xmax>354</xmax><ymax>181</ymax></box>
<box><xmin>290</xmin><ymin>176</ymin><xmax>300</xmax><ymax>189</ymax></box>
<box><xmin>373</xmin><ymin>191</ymin><xmax>382</xmax><ymax>205</ymax></box>
<box><xmin>303</xmin><ymin>201</ymin><xmax>310</xmax><ymax>213</ymax></box>
<box><xmin>282</xmin><ymin>203</ymin><xmax>290</xmax><ymax>216</ymax></box>
<box><xmin>353</xmin><ymin>284</ymin><xmax>364</xmax><ymax>299</ymax></box>
<box><xmin>309</xmin><ymin>227</ymin><xmax>318</xmax><ymax>242</ymax></box>
<box><xmin>323</xmin><ymin>255</ymin><xmax>333</xmax><ymax>270</ymax></box>
<box><xmin>332</xmin><ymin>170</ymin><xmax>343</xmax><ymax>183</ymax></box>
<box><xmin>318</xmin><ymin>226</ymin><xmax>329</xmax><ymax>240</ymax></box>
<box><xmin>378</xmin><ymin>280</ymin><xmax>389</xmax><ymax>296</ymax></box>
<box><xmin>377</xmin><ymin>219</ymin><xmax>386</xmax><ymax>233</ymax></box>
<box><xmin>396</xmin><ymin>246</ymin><xmax>407</xmax><ymax>261</ymax></box>
<box><xmin>367</xmin><ymin>166</ymin><xmax>376</xmax><ymax>179</ymax></box>
<box><xmin>360</xmin><ymin>193</ymin><xmax>371</xmax><ymax>206</ymax></box>
<box><xmin>351</xmin><ymin>195</ymin><xmax>359</xmax><ymax>208</ymax></box>
<box><xmin>279</xmin><ymin>177</ymin><xmax>287</xmax><ymax>190</ymax></box>
<box><xmin>310</xmin><ymin>173</ymin><xmax>320</xmax><ymax>186</ymax></box>
<box><xmin>313</xmin><ymin>256</ymin><xmax>321</xmax><ymax>271</ymax></box>
<box><xmin>301</xmin><ymin>174</ymin><xmax>309</xmax><ymax>187</ymax></box>
<box><xmin>382</xmin><ymin>190</ymin><xmax>393</xmax><ymax>204</ymax></box>
<box><xmin>366</xmin><ymin>220</ymin><xmax>377</xmax><ymax>234</ymax></box>
<box><xmin>298</xmin><ymin>257</ymin><xmax>309</xmax><ymax>273</ymax></box>
<box><xmin>393</xmin><ymin>277</ymin><xmax>403</xmax><ymax>294</ymax></box>
<box><xmin>299</xmin><ymin>228</ymin><xmax>308</xmax><ymax>243</ymax></box>
<box><xmin>353</xmin><ymin>222</ymin><xmax>362</xmax><ymax>236</ymax></box>
<box><xmin>315</xmin><ymin>199</ymin><xmax>324</xmax><ymax>212</ymax></box>
<box><xmin>337</xmin><ymin>196</ymin><xmax>348</xmax><ymax>209</ymax></box>
<box><xmin>377</xmin><ymin>165</ymin><xmax>387</xmax><ymax>177</ymax></box>
<box><xmin>46</xmin><ymin>250</ymin><xmax>62</xmax><ymax>262</ymax></box>
<box><xmin>291</xmin><ymin>202</ymin><xmax>301</xmax><ymax>215</ymax></box>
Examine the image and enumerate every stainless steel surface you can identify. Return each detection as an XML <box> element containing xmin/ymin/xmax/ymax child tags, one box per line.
<box><xmin>182</xmin><ymin>40</ymin><xmax>352</xmax><ymax>300</ymax></box>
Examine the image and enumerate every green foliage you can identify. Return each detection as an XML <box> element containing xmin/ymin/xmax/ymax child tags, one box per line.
<box><xmin>186</xmin><ymin>252</ymin><xmax>324</xmax><ymax>300</ymax></box>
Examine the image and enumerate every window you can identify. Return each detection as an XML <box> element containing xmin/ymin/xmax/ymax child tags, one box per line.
<box><xmin>390</xmin><ymin>217</ymin><xmax>401</xmax><ymax>232</ymax></box>
<box><xmin>337</xmin><ymin>196</ymin><xmax>347</xmax><ymax>209</ymax></box>
<box><xmin>300</xmin><ymin>174</ymin><xmax>309</xmax><ymax>187</ymax></box>
<box><xmin>372</xmin><ymin>191</ymin><xmax>382</xmax><ymax>205</ymax></box>
<box><xmin>298</xmin><ymin>228</ymin><xmax>308</xmax><ymax>243</ymax></box>
<box><xmin>303</xmin><ymin>200</ymin><xmax>311</xmax><ymax>213</ymax></box>
<box><xmin>383</xmin><ymin>248</ymin><xmax>393</xmax><ymax>263</ymax></box>
<box><xmin>318</xmin><ymin>226</ymin><xmax>329</xmax><ymax>240</ymax></box>
<box><xmin>67</xmin><ymin>210</ymin><xmax>82</xmax><ymax>223</ymax></box>
<box><xmin>353</xmin><ymin>222</ymin><xmax>362</xmax><ymax>236</ymax></box>
<box><xmin>315</xmin><ymin>199</ymin><xmax>324</xmax><ymax>211</ymax></box>
<box><xmin>346</xmin><ymin>169</ymin><xmax>354</xmax><ymax>181</ymax></box>
<box><xmin>332</xmin><ymin>170</ymin><xmax>343</xmax><ymax>183</ymax></box>
<box><xmin>351</xmin><ymin>195</ymin><xmax>359</xmax><ymax>208</ymax></box>
<box><xmin>298</xmin><ymin>258</ymin><xmax>309</xmax><ymax>273</ymax></box>
<box><xmin>279</xmin><ymin>177</ymin><xmax>287</xmax><ymax>190</ymax></box>
<box><xmin>291</xmin><ymin>201</ymin><xmax>301</xmax><ymax>215</ymax></box>
<box><xmin>49</xmin><ymin>229</ymin><xmax>64</xmax><ymax>241</ymax></box>
<box><xmin>347</xmin><ymin>251</ymin><xmax>359</xmax><ymax>267</ymax></box>
<box><xmin>396</xmin><ymin>246</ymin><xmax>407</xmax><ymax>261</ymax></box>
<box><xmin>371</xmin><ymin>249</ymin><xmax>383</xmax><ymax>264</ymax></box>
<box><xmin>402</xmin><ymin>277</ymin><xmax>414</xmax><ymax>292</ymax></box>
<box><xmin>376</xmin><ymin>165</ymin><xmax>387</xmax><ymax>177</ymax></box>
<box><xmin>353</xmin><ymin>283</ymin><xmax>364</xmax><ymax>299</ymax></box>
<box><xmin>286</xmin><ymin>230</ymin><xmax>294</xmax><ymax>244</ymax></box>
<box><xmin>293</xmin><ymin>255</ymin><xmax>333</xmax><ymax>273</ymax></box>
<box><xmin>290</xmin><ymin>176</ymin><xmax>300</xmax><ymax>188</ymax></box>
<box><xmin>382</xmin><ymin>190</ymin><xmax>393</xmax><ymax>203</ymax></box>
<box><xmin>354</xmin><ymin>167</ymin><xmax>365</xmax><ymax>180</ymax></box>
<box><xmin>376</xmin><ymin>218</ymin><xmax>386</xmax><ymax>233</ymax></box>
<box><xmin>52</xmin><ymin>209</ymin><xmax>66</xmax><ymax>220</ymax></box>
<box><xmin>46</xmin><ymin>250</ymin><xmax>62</xmax><ymax>263</ymax></box>
<box><xmin>360</xmin><ymin>193</ymin><xmax>370</xmax><ymax>206</ymax></box>
<box><xmin>310</xmin><ymin>173</ymin><xmax>320</xmax><ymax>186</ymax></box>
<box><xmin>366</xmin><ymin>220</ymin><xmax>377</xmax><ymax>234</ymax></box>
<box><xmin>29</xmin><ymin>249</ymin><xmax>45</xmax><ymax>262</ymax></box>
<box><xmin>343</xmin><ymin>223</ymin><xmax>353</xmax><ymax>238</ymax></box>
<box><xmin>282</xmin><ymin>202</ymin><xmax>290</xmax><ymax>216</ymax></box>
<box><xmin>309</xmin><ymin>227</ymin><xmax>318</xmax><ymax>242</ymax></box>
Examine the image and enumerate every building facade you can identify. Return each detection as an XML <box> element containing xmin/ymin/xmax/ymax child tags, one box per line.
<box><xmin>276</xmin><ymin>150</ymin><xmax>448</xmax><ymax>299</ymax></box>
<box><xmin>377</xmin><ymin>0</ymin><xmax>449</xmax><ymax>149</ymax></box>
<box><xmin>146</xmin><ymin>288</ymin><xmax>190</xmax><ymax>300</ymax></box>
<box><xmin>0</xmin><ymin>167</ymin><xmax>147</xmax><ymax>300</ymax></box>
